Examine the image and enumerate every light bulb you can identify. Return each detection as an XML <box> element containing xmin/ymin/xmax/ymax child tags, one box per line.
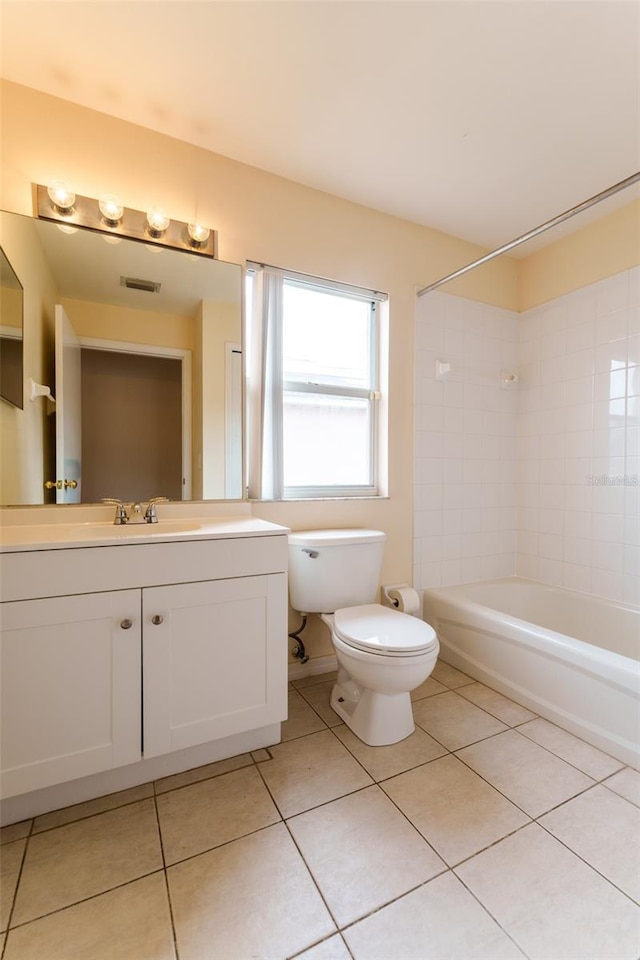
<box><xmin>98</xmin><ymin>194</ymin><xmax>123</xmax><ymax>225</ymax></box>
<box><xmin>47</xmin><ymin>181</ymin><xmax>75</xmax><ymax>213</ymax></box>
<box><xmin>187</xmin><ymin>223</ymin><xmax>210</xmax><ymax>245</ymax></box>
<box><xmin>146</xmin><ymin>207</ymin><xmax>170</xmax><ymax>235</ymax></box>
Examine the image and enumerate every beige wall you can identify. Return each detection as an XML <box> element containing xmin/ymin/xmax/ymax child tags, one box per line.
<box><xmin>519</xmin><ymin>199</ymin><xmax>640</xmax><ymax>310</ymax></box>
<box><xmin>0</xmin><ymin>211</ymin><xmax>56</xmax><ymax>504</ymax></box>
<box><xmin>3</xmin><ymin>80</ymin><xmax>637</xmax><ymax>661</ymax></box>
<box><xmin>0</xmin><ymin>80</ymin><xmax>519</xmax><ymax>617</ymax></box>
<box><xmin>61</xmin><ymin>298</ymin><xmax>195</xmax><ymax>353</ymax></box>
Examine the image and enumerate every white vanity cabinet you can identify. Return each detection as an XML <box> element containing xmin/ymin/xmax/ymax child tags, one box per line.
<box><xmin>142</xmin><ymin>574</ymin><xmax>286</xmax><ymax>757</ymax></box>
<box><xmin>1</xmin><ymin>590</ymin><xmax>142</xmax><ymax>798</ymax></box>
<box><xmin>0</xmin><ymin>524</ymin><xmax>288</xmax><ymax>801</ymax></box>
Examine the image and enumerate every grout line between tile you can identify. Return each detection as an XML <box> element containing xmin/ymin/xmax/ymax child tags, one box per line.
<box><xmin>0</xmin><ymin>821</ymin><xmax>33</xmax><ymax>848</ymax></box>
<box><xmin>258</xmin><ymin>727</ymin><xmax>375</xmax><ymax>823</ymax></box>
<box><xmin>455</xmin><ymin>694</ymin><xmax>539</xmax><ymax>728</ymax></box>
<box><xmin>452</xmin><ymin>863</ymin><xmax>534</xmax><ymax>960</ymax></box>
<box><xmin>4</xmin><ymin>869</ymin><xmax>166</xmax><ymax>934</ymax></box>
<box><xmin>291</xmin><ymin>686</ymin><xmax>336</xmax><ymax>729</ymax></box>
<box><xmin>287</xmin><ymin>931</ymin><xmax>354</xmax><ymax>960</ymax></box>
<box><xmin>252</xmin><ymin>758</ymin><xmax>344</xmax><ymax>949</ymax></box>
<box><xmin>450</xmin><ymin>736</ymin><xmax>595</xmax><ymax>822</ymax></box>
<box><xmin>534</xmin><ymin>805</ymin><xmax>640</xmax><ymax>909</ymax></box>
<box><xmin>152</xmin><ymin>791</ymin><xmax>180</xmax><ymax>960</ymax></box>
<box><xmin>373</xmin><ymin>750</ymin><xmax>449</xmax><ymax>786</ymax></box>
<box><xmin>160</xmin><ymin>809</ymin><xmax>284</xmax><ymax>870</ymax></box>
<box><xmin>331</xmin><ymin>867</ymin><xmax>453</xmax><ymax>936</ymax></box>
<box><xmin>600</xmin><ymin>767</ymin><xmax>640</xmax><ymax>804</ymax></box>
<box><xmin>515</xmin><ymin>726</ymin><xmax>626</xmax><ymax>781</ymax></box>
<box><xmin>412</xmin><ymin>712</ymin><xmax>509</xmax><ymax>754</ymax></box>
<box><xmin>29</xmin><ymin>794</ymin><xmax>155</xmax><ymax>837</ymax></box>
<box><xmin>0</xmin><ymin>821</ymin><xmax>32</xmax><ymax>960</ymax></box>
<box><xmin>281</xmin><ymin>817</ymin><xmax>341</xmax><ymax>936</ymax></box>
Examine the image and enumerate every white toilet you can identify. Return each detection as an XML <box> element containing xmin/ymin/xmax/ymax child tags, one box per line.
<box><xmin>288</xmin><ymin>529</ymin><xmax>439</xmax><ymax>746</ymax></box>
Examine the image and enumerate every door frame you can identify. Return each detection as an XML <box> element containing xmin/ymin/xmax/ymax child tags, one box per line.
<box><xmin>225</xmin><ymin>341</ymin><xmax>242</xmax><ymax>498</ymax></box>
<box><xmin>79</xmin><ymin>337</ymin><xmax>192</xmax><ymax>500</ymax></box>
<box><xmin>55</xmin><ymin>304</ymin><xmax>82</xmax><ymax>503</ymax></box>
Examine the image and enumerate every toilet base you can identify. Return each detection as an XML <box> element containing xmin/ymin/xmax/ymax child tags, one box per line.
<box><xmin>330</xmin><ymin>676</ymin><xmax>415</xmax><ymax>746</ymax></box>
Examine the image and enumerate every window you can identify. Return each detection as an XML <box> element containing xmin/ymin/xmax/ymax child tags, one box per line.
<box><xmin>246</xmin><ymin>264</ymin><xmax>387</xmax><ymax>499</ymax></box>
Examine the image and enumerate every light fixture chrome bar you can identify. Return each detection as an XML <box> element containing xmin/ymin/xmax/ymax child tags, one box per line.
<box><xmin>36</xmin><ymin>184</ymin><xmax>217</xmax><ymax>258</ymax></box>
<box><xmin>417</xmin><ymin>171</ymin><xmax>640</xmax><ymax>297</ymax></box>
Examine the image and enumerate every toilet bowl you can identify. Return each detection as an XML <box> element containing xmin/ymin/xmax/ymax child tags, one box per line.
<box><xmin>288</xmin><ymin>529</ymin><xmax>439</xmax><ymax>747</ymax></box>
<box><xmin>321</xmin><ymin>604</ymin><xmax>439</xmax><ymax>746</ymax></box>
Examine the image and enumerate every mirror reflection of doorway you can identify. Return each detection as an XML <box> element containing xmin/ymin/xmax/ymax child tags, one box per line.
<box><xmin>80</xmin><ymin>348</ymin><xmax>185</xmax><ymax>503</ymax></box>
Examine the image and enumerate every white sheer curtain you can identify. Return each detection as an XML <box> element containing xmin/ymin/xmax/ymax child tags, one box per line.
<box><xmin>246</xmin><ymin>264</ymin><xmax>284</xmax><ymax>499</ymax></box>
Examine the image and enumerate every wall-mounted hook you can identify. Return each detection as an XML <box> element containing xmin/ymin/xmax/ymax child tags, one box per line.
<box><xmin>29</xmin><ymin>377</ymin><xmax>55</xmax><ymax>403</ymax></box>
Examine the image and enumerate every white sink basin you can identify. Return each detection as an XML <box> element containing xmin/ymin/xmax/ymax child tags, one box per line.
<box><xmin>77</xmin><ymin>519</ymin><xmax>205</xmax><ymax>538</ymax></box>
<box><xmin>0</xmin><ymin>516</ymin><xmax>285</xmax><ymax>551</ymax></box>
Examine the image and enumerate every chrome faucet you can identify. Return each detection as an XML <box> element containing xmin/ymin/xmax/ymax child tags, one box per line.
<box><xmin>131</xmin><ymin>502</ymin><xmax>149</xmax><ymax>524</ymax></box>
<box><xmin>102</xmin><ymin>498</ymin><xmax>130</xmax><ymax>524</ymax></box>
<box><xmin>143</xmin><ymin>497</ymin><xmax>170</xmax><ymax>523</ymax></box>
<box><xmin>102</xmin><ymin>497</ymin><xmax>170</xmax><ymax>525</ymax></box>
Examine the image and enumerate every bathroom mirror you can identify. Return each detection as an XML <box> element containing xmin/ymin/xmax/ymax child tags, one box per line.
<box><xmin>0</xmin><ymin>245</ymin><xmax>24</xmax><ymax>410</ymax></box>
<box><xmin>0</xmin><ymin>210</ymin><xmax>243</xmax><ymax>506</ymax></box>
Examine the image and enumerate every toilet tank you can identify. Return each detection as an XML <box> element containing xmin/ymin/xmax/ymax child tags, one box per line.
<box><xmin>288</xmin><ymin>529</ymin><xmax>386</xmax><ymax>613</ymax></box>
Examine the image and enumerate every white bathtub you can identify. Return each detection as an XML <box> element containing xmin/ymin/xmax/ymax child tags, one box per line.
<box><xmin>422</xmin><ymin>578</ymin><xmax>640</xmax><ymax>769</ymax></box>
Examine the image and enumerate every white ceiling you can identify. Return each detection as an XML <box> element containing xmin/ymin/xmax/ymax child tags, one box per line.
<box><xmin>1</xmin><ymin>1</ymin><xmax>639</xmax><ymax>252</ymax></box>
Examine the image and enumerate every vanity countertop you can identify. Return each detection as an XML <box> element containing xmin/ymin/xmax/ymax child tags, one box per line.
<box><xmin>0</xmin><ymin>515</ymin><xmax>289</xmax><ymax>553</ymax></box>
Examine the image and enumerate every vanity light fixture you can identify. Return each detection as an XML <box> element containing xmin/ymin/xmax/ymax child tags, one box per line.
<box><xmin>47</xmin><ymin>181</ymin><xmax>76</xmax><ymax>214</ymax></box>
<box><xmin>146</xmin><ymin>206</ymin><xmax>170</xmax><ymax>237</ymax></box>
<box><xmin>98</xmin><ymin>194</ymin><xmax>124</xmax><ymax>226</ymax></box>
<box><xmin>187</xmin><ymin>223</ymin><xmax>211</xmax><ymax>247</ymax></box>
<box><xmin>36</xmin><ymin>184</ymin><xmax>216</xmax><ymax>258</ymax></box>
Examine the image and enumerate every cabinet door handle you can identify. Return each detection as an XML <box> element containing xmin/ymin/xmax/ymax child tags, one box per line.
<box><xmin>120</xmin><ymin>618</ymin><xmax>133</xmax><ymax>630</ymax></box>
<box><xmin>151</xmin><ymin>614</ymin><xmax>164</xmax><ymax>625</ymax></box>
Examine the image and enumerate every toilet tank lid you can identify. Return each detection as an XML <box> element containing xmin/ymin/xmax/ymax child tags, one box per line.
<box><xmin>288</xmin><ymin>529</ymin><xmax>386</xmax><ymax>547</ymax></box>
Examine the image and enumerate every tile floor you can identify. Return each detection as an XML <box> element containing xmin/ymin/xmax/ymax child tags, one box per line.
<box><xmin>1</xmin><ymin>660</ymin><xmax>639</xmax><ymax>960</ymax></box>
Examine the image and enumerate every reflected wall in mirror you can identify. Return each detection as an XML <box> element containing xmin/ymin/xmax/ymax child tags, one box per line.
<box><xmin>0</xmin><ymin>210</ymin><xmax>243</xmax><ymax>506</ymax></box>
<box><xmin>0</xmin><ymin>246</ymin><xmax>24</xmax><ymax>410</ymax></box>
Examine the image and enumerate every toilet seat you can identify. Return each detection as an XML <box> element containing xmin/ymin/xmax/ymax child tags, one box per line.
<box><xmin>333</xmin><ymin>603</ymin><xmax>438</xmax><ymax>657</ymax></box>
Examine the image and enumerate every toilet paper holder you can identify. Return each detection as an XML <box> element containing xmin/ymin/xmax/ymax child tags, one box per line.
<box><xmin>382</xmin><ymin>583</ymin><xmax>421</xmax><ymax>616</ymax></box>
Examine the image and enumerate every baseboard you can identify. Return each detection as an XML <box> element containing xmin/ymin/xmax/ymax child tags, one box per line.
<box><xmin>288</xmin><ymin>654</ymin><xmax>338</xmax><ymax>682</ymax></box>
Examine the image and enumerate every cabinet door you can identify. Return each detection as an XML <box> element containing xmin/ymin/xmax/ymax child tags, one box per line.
<box><xmin>0</xmin><ymin>590</ymin><xmax>141</xmax><ymax>798</ymax></box>
<box><xmin>143</xmin><ymin>574</ymin><xmax>287</xmax><ymax>758</ymax></box>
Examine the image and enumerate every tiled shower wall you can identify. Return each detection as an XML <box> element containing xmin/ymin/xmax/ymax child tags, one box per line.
<box><xmin>413</xmin><ymin>292</ymin><xmax>519</xmax><ymax>590</ymax></box>
<box><xmin>413</xmin><ymin>266</ymin><xmax>640</xmax><ymax>608</ymax></box>
<box><xmin>515</xmin><ymin>266</ymin><xmax>639</xmax><ymax>606</ymax></box>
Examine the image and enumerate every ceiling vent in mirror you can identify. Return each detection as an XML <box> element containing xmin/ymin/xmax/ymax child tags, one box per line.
<box><xmin>120</xmin><ymin>276</ymin><xmax>161</xmax><ymax>293</ymax></box>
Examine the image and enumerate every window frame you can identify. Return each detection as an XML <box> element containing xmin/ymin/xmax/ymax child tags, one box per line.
<box><xmin>246</xmin><ymin>263</ymin><xmax>386</xmax><ymax>500</ymax></box>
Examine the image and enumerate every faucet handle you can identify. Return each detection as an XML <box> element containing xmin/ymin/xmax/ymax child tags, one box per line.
<box><xmin>101</xmin><ymin>498</ymin><xmax>131</xmax><ymax>525</ymax></box>
<box><xmin>144</xmin><ymin>496</ymin><xmax>170</xmax><ymax>523</ymax></box>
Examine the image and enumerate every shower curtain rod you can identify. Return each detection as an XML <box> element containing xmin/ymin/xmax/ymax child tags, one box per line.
<box><xmin>416</xmin><ymin>170</ymin><xmax>640</xmax><ymax>297</ymax></box>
